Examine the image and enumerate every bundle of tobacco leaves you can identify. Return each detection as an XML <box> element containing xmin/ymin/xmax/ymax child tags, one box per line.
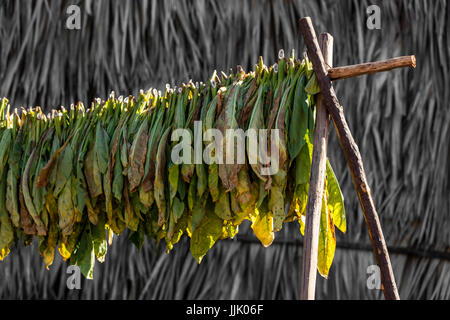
<box><xmin>0</xmin><ymin>53</ymin><xmax>346</xmax><ymax>279</ymax></box>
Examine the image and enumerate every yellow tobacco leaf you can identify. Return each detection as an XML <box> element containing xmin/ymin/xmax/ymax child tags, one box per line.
<box><xmin>326</xmin><ymin>160</ymin><xmax>346</xmax><ymax>233</ymax></box>
<box><xmin>251</xmin><ymin>207</ymin><xmax>274</xmax><ymax>248</ymax></box>
<box><xmin>0</xmin><ymin>247</ymin><xmax>10</xmax><ymax>261</ymax></box>
<box><xmin>58</xmin><ymin>242</ymin><xmax>71</xmax><ymax>261</ymax></box>
<box><xmin>317</xmin><ymin>195</ymin><xmax>336</xmax><ymax>278</ymax></box>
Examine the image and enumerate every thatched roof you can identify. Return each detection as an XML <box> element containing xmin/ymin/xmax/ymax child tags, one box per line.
<box><xmin>0</xmin><ymin>0</ymin><xmax>449</xmax><ymax>299</ymax></box>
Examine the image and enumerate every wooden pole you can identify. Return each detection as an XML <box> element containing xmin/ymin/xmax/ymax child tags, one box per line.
<box><xmin>299</xmin><ymin>16</ymin><xmax>400</xmax><ymax>300</ymax></box>
<box><xmin>301</xmin><ymin>33</ymin><xmax>333</xmax><ymax>300</ymax></box>
<box><xmin>328</xmin><ymin>56</ymin><xmax>416</xmax><ymax>80</ymax></box>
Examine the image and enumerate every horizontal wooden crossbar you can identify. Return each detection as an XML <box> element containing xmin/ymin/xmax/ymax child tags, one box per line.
<box><xmin>328</xmin><ymin>56</ymin><xmax>416</xmax><ymax>80</ymax></box>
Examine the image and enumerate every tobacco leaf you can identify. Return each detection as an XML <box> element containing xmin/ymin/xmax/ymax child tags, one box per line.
<box><xmin>6</xmin><ymin>168</ymin><xmax>20</xmax><ymax>228</ymax></box>
<box><xmin>35</xmin><ymin>128</ymin><xmax>76</xmax><ymax>188</ymax></box>
<box><xmin>84</xmin><ymin>143</ymin><xmax>103</xmax><ymax>198</ymax></box>
<box><xmin>168</xmin><ymin>163</ymin><xmax>179</xmax><ymax>206</ymax></box>
<box><xmin>72</xmin><ymin>225</ymin><xmax>95</xmax><ymax>279</ymax></box>
<box><xmin>154</xmin><ymin>126</ymin><xmax>171</xmax><ymax>227</ymax></box>
<box><xmin>19</xmin><ymin>183</ymin><xmax>37</xmax><ymax>235</ymax></box>
<box><xmin>208</xmin><ymin>163</ymin><xmax>219</xmax><ymax>202</ymax></box>
<box><xmin>235</xmin><ymin>167</ymin><xmax>252</xmax><ymax>207</ymax></box>
<box><xmin>95</xmin><ymin>124</ymin><xmax>110</xmax><ymax>175</ymax></box>
<box><xmin>112</xmin><ymin>150</ymin><xmax>124</xmax><ymax>201</ymax></box>
<box><xmin>317</xmin><ymin>193</ymin><xmax>336</xmax><ymax>278</ymax></box>
<box><xmin>214</xmin><ymin>186</ymin><xmax>232</xmax><ymax>220</ymax></box>
<box><xmin>196</xmin><ymin>163</ymin><xmax>207</xmax><ymax>198</ymax></box>
<box><xmin>247</xmin><ymin>85</ymin><xmax>268</xmax><ymax>182</ymax></box>
<box><xmin>120</xmin><ymin>124</ymin><xmax>129</xmax><ymax>172</ymax></box>
<box><xmin>251</xmin><ymin>201</ymin><xmax>274</xmax><ymax>248</ymax></box>
<box><xmin>139</xmin><ymin>185</ymin><xmax>154</xmax><ymax>209</ymax></box>
<box><xmin>0</xmin><ymin>129</ymin><xmax>12</xmax><ymax>178</ymax></box>
<box><xmin>190</xmin><ymin>200</ymin><xmax>224</xmax><ymax>263</ymax></box>
<box><xmin>216</xmin><ymin>84</ymin><xmax>242</xmax><ymax>191</ymax></box>
<box><xmin>269</xmin><ymin>182</ymin><xmax>285</xmax><ymax>232</ymax></box>
<box><xmin>288</xmin><ymin>74</ymin><xmax>308</xmax><ymax>160</ymax></box>
<box><xmin>0</xmin><ymin>172</ymin><xmax>14</xmax><ymax>252</ymax></box>
<box><xmin>295</xmin><ymin>133</ymin><xmax>313</xmax><ymax>188</ymax></box>
<box><xmin>53</xmin><ymin>144</ymin><xmax>74</xmax><ymax>197</ymax></box>
<box><xmin>57</xmin><ymin>180</ymin><xmax>75</xmax><ymax>236</ymax></box>
<box><xmin>129</xmin><ymin>222</ymin><xmax>145</xmax><ymax>251</ymax></box>
<box><xmin>21</xmin><ymin>129</ymin><xmax>51</xmax><ymax>236</ymax></box>
<box><xmin>234</xmin><ymin>181</ymin><xmax>258</xmax><ymax>225</ymax></box>
<box><xmin>39</xmin><ymin>222</ymin><xmax>58</xmax><ymax>269</ymax></box>
<box><xmin>6</xmin><ymin>123</ymin><xmax>24</xmax><ymax>228</ymax></box>
<box><xmin>0</xmin><ymin>247</ymin><xmax>10</xmax><ymax>261</ymax></box>
<box><xmin>188</xmin><ymin>174</ymin><xmax>197</xmax><ymax>212</ymax></box>
<box><xmin>142</xmin><ymin>109</ymin><xmax>164</xmax><ymax>191</ymax></box>
<box><xmin>326</xmin><ymin>160</ymin><xmax>346</xmax><ymax>233</ymax></box>
<box><xmin>128</xmin><ymin>120</ymin><xmax>149</xmax><ymax>192</ymax></box>
<box><xmin>305</xmin><ymin>73</ymin><xmax>320</xmax><ymax>95</ymax></box>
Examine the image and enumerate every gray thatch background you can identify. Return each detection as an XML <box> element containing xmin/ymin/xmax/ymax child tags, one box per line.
<box><xmin>0</xmin><ymin>0</ymin><xmax>449</xmax><ymax>299</ymax></box>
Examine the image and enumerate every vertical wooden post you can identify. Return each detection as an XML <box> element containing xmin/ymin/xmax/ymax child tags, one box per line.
<box><xmin>301</xmin><ymin>33</ymin><xmax>333</xmax><ymax>300</ymax></box>
<box><xmin>299</xmin><ymin>16</ymin><xmax>400</xmax><ymax>300</ymax></box>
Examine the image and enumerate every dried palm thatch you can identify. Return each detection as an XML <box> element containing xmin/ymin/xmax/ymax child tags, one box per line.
<box><xmin>0</xmin><ymin>0</ymin><xmax>449</xmax><ymax>299</ymax></box>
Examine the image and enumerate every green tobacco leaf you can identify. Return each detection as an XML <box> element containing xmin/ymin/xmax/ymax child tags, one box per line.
<box><xmin>305</xmin><ymin>74</ymin><xmax>320</xmax><ymax>95</ymax></box>
<box><xmin>95</xmin><ymin>124</ymin><xmax>109</xmax><ymax>175</ymax></box>
<box><xmin>0</xmin><ymin>129</ymin><xmax>12</xmax><ymax>177</ymax></box>
<box><xmin>57</xmin><ymin>180</ymin><xmax>75</xmax><ymax>236</ymax></box>
<box><xmin>166</xmin><ymin>210</ymin><xmax>188</xmax><ymax>251</ymax></box>
<box><xmin>208</xmin><ymin>163</ymin><xmax>219</xmax><ymax>202</ymax></box>
<box><xmin>326</xmin><ymin>160</ymin><xmax>346</xmax><ymax>233</ymax></box>
<box><xmin>188</xmin><ymin>174</ymin><xmax>197</xmax><ymax>212</ymax></box>
<box><xmin>6</xmin><ymin>125</ymin><xmax>23</xmax><ymax>227</ymax></box>
<box><xmin>22</xmin><ymin>137</ymin><xmax>47</xmax><ymax>236</ymax></box>
<box><xmin>112</xmin><ymin>150</ymin><xmax>123</xmax><ymax>201</ymax></box>
<box><xmin>128</xmin><ymin>222</ymin><xmax>145</xmax><ymax>251</ymax></box>
<box><xmin>214</xmin><ymin>187</ymin><xmax>232</xmax><ymax>220</ymax></box>
<box><xmin>139</xmin><ymin>185</ymin><xmax>154</xmax><ymax>209</ymax></box>
<box><xmin>289</xmin><ymin>75</ymin><xmax>308</xmax><ymax>160</ymax></box>
<box><xmin>0</xmin><ymin>172</ymin><xmax>14</xmax><ymax>251</ymax></box>
<box><xmin>216</xmin><ymin>84</ymin><xmax>242</xmax><ymax>191</ymax></box>
<box><xmin>191</xmin><ymin>194</ymin><xmax>207</xmax><ymax>232</ymax></box>
<box><xmin>92</xmin><ymin>213</ymin><xmax>107</xmax><ymax>262</ymax></box>
<box><xmin>168</xmin><ymin>163</ymin><xmax>179</xmax><ymax>206</ymax></box>
<box><xmin>74</xmin><ymin>226</ymin><xmax>95</xmax><ymax>279</ymax></box>
<box><xmin>235</xmin><ymin>167</ymin><xmax>252</xmax><ymax>207</ymax></box>
<box><xmin>181</xmin><ymin>162</ymin><xmax>195</xmax><ymax>183</ymax></box>
<box><xmin>269</xmin><ymin>183</ymin><xmax>285</xmax><ymax>232</ymax></box>
<box><xmin>6</xmin><ymin>168</ymin><xmax>19</xmax><ymax>227</ymax></box>
<box><xmin>295</xmin><ymin>133</ymin><xmax>313</xmax><ymax>187</ymax></box>
<box><xmin>154</xmin><ymin>127</ymin><xmax>171</xmax><ymax>227</ymax></box>
<box><xmin>247</xmin><ymin>85</ymin><xmax>268</xmax><ymax>182</ymax></box>
<box><xmin>190</xmin><ymin>201</ymin><xmax>224</xmax><ymax>263</ymax></box>
<box><xmin>53</xmin><ymin>145</ymin><xmax>74</xmax><ymax>197</ymax></box>
<box><xmin>128</xmin><ymin>120</ymin><xmax>149</xmax><ymax>191</ymax></box>
<box><xmin>172</xmin><ymin>197</ymin><xmax>185</xmax><ymax>224</ymax></box>
<box><xmin>84</xmin><ymin>143</ymin><xmax>103</xmax><ymax>198</ymax></box>
<box><xmin>196</xmin><ymin>163</ymin><xmax>207</xmax><ymax>198</ymax></box>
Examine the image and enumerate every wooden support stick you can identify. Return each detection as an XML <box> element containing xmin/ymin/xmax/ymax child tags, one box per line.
<box><xmin>301</xmin><ymin>33</ymin><xmax>333</xmax><ymax>300</ymax></box>
<box><xmin>299</xmin><ymin>16</ymin><xmax>400</xmax><ymax>300</ymax></box>
<box><xmin>328</xmin><ymin>56</ymin><xmax>416</xmax><ymax>80</ymax></box>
